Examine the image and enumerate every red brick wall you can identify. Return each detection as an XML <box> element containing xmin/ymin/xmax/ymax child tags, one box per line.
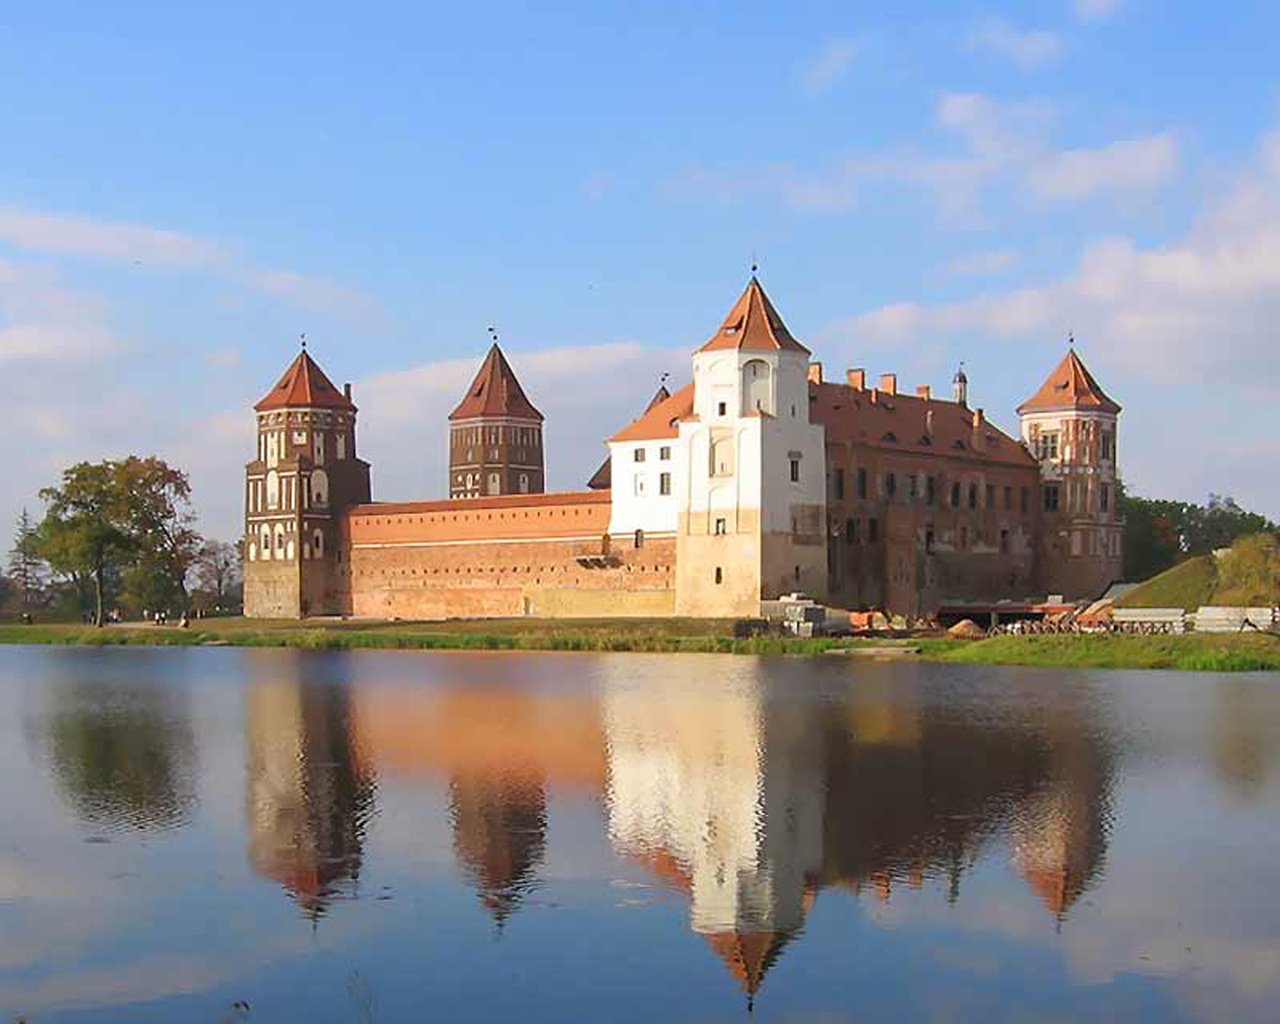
<box><xmin>334</xmin><ymin>492</ymin><xmax>676</xmax><ymax>619</ymax></box>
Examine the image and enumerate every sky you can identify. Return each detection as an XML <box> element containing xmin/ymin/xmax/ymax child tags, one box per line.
<box><xmin>2</xmin><ymin>0</ymin><xmax>1279</xmax><ymax>541</ymax></box>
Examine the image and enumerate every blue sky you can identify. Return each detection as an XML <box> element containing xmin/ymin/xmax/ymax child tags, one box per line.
<box><xmin>3</xmin><ymin>0</ymin><xmax>1279</xmax><ymax>540</ymax></box>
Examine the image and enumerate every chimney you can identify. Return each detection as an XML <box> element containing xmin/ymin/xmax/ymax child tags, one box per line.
<box><xmin>807</xmin><ymin>362</ymin><xmax>823</xmax><ymax>385</ymax></box>
<box><xmin>916</xmin><ymin>384</ymin><xmax>931</xmax><ymax>400</ymax></box>
<box><xmin>344</xmin><ymin>383</ymin><xmax>352</xmax><ymax>401</ymax></box>
<box><xmin>846</xmin><ymin>368</ymin><xmax>866</xmax><ymax>390</ymax></box>
<box><xmin>971</xmin><ymin>408</ymin><xmax>985</xmax><ymax>450</ymax></box>
<box><xmin>879</xmin><ymin>373</ymin><xmax>897</xmax><ymax>395</ymax></box>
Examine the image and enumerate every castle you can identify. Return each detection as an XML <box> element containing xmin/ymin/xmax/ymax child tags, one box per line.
<box><xmin>243</xmin><ymin>276</ymin><xmax>1122</xmax><ymax>620</ymax></box>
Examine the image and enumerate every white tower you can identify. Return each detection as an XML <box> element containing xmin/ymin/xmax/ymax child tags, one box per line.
<box><xmin>673</xmin><ymin>278</ymin><xmax>828</xmax><ymax>616</ymax></box>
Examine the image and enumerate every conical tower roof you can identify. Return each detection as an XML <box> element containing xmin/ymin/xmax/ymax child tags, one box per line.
<box><xmin>449</xmin><ymin>343</ymin><xmax>544</xmax><ymax>422</ymax></box>
<box><xmin>255</xmin><ymin>348</ymin><xmax>356</xmax><ymax>412</ymax></box>
<box><xmin>1018</xmin><ymin>349</ymin><xmax>1120</xmax><ymax>415</ymax></box>
<box><xmin>698</xmin><ymin>277</ymin><xmax>810</xmax><ymax>355</ymax></box>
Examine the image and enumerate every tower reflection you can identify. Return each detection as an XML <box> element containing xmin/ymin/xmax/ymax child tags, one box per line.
<box><xmin>245</xmin><ymin>654</ymin><xmax>376</xmax><ymax>920</ymax></box>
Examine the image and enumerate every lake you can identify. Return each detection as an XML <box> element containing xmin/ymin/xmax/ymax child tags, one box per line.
<box><xmin>2</xmin><ymin>647</ymin><xmax>1278</xmax><ymax>1022</ymax></box>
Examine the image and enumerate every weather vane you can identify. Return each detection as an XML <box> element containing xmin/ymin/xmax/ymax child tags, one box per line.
<box><xmin>300</xmin><ymin>332</ymin><xmax>307</xmax><ymax>351</ymax></box>
<box><xmin>487</xmin><ymin>325</ymin><xmax>499</xmax><ymax>345</ymax></box>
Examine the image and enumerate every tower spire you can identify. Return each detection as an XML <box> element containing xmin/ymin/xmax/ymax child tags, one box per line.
<box><xmin>952</xmin><ymin>361</ymin><xmax>968</xmax><ymax>406</ymax></box>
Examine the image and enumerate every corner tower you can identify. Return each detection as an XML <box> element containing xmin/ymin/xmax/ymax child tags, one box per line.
<box><xmin>448</xmin><ymin>344</ymin><xmax>544</xmax><ymax>498</ymax></box>
<box><xmin>1018</xmin><ymin>346</ymin><xmax>1122</xmax><ymax>599</ymax></box>
<box><xmin>244</xmin><ymin>344</ymin><xmax>371</xmax><ymax>618</ymax></box>
<box><xmin>673</xmin><ymin>277</ymin><xmax>828</xmax><ymax>616</ymax></box>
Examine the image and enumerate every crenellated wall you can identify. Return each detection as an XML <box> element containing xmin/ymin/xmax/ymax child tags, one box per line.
<box><xmin>336</xmin><ymin>491</ymin><xmax>676</xmax><ymax>619</ymax></box>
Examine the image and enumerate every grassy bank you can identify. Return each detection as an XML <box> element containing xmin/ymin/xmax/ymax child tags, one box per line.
<box><xmin>0</xmin><ymin>618</ymin><xmax>848</xmax><ymax>656</ymax></box>
<box><xmin>926</xmin><ymin>633</ymin><xmax>1280</xmax><ymax>672</ymax></box>
<box><xmin>0</xmin><ymin>618</ymin><xmax>1276</xmax><ymax>670</ymax></box>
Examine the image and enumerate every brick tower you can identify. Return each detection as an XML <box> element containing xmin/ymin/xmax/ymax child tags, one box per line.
<box><xmin>244</xmin><ymin>343</ymin><xmax>371</xmax><ymax>618</ymax></box>
<box><xmin>1018</xmin><ymin>346</ymin><xmax>1122</xmax><ymax>600</ymax></box>
<box><xmin>448</xmin><ymin>343</ymin><xmax>544</xmax><ymax>498</ymax></box>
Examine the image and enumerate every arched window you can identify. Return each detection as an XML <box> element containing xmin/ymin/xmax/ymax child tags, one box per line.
<box><xmin>260</xmin><ymin>525</ymin><xmax>272</xmax><ymax>560</ymax></box>
<box><xmin>274</xmin><ymin>523</ymin><xmax>286</xmax><ymax>558</ymax></box>
<box><xmin>266</xmin><ymin>470</ymin><xmax>280</xmax><ymax>510</ymax></box>
<box><xmin>634</xmin><ymin>529</ymin><xmax>644</xmax><ymax>549</ymax></box>
<box><xmin>710</xmin><ymin>434</ymin><xmax>735</xmax><ymax>477</ymax></box>
<box><xmin>312</xmin><ymin>469</ymin><xmax>329</xmax><ymax>508</ymax></box>
<box><xmin>742</xmin><ymin>359</ymin><xmax>772</xmax><ymax>415</ymax></box>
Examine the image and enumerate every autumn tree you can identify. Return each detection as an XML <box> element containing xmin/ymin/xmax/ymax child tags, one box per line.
<box><xmin>193</xmin><ymin>538</ymin><xmax>243</xmax><ymax>610</ymax></box>
<box><xmin>39</xmin><ymin>462</ymin><xmax>137</xmax><ymax>626</ymax></box>
<box><xmin>37</xmin><ymin>457</ymin><xmax>203</xmax><ymax>624</ymax></box>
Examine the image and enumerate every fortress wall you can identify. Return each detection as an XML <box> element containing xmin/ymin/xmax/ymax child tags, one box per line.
<box><xmin>339</xmin><ymin>491</ymin><xmax>676</xmax><ymax>619</ymax></box>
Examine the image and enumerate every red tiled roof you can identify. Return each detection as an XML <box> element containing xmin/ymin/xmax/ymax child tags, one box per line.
<box><xmin>702</xmin><ymin>930</ymin><xmax>794</xmax><ymax>997</ymax></box>
<box><xmin>697</xmin><ymin>277</ymin><xmax>810</xmax><ymax>355</ymax></box>
<box><xmin>449</xmin><ymin>343</ymin><xmax>543</xmax><ymax>422</ymax></box>
<box><xmin>254</xmin><ymin>349</ymin><xmax>356</xmax><ymax>412</ymax></box>
<box><xmin>589</xmin><ymin>385</ymin><xmax>673</xmax><ymax>484</ymax></box>
<box><xmin>609</xmin><ymin>383</ymin><xmax>695</xmax><ymax>442</ymax></box>
<box><xmin>1017</xmin><ymin>349</ymin><xmax>1120</xmax><ymax>415</ymax></box>
<box><xmin>347</xmin><ymin>490</ymin><xmax>609</xmax><ymax>517</ymax></box>
<box><xmin>811</xmin><ymin>382</ymin><xmax>1036</xmax><ymax>467</ymax></box>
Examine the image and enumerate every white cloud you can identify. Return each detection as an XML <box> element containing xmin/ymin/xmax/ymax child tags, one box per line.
<box><xmin>946</xmin><ymin>248</ymin><xmax>1020</xmax><ymax>276</ymax></box>
<box><xmin>967</xmin><ymin>19</ymin><xmax>1062</xmax><ymax>69</ymax></box>
<box><xmin>0</xmin><ymin>258</ymin><xmax>119</xmax><ymax>363</ymax></box>
<box><xmin>0</xmin><ymin>205</ymin><xmax>377</xmax><ymax>321</ymax></box>
<box><xmin>0</xmin><ymin>206</ymin><xmax>223</xmax><ymax>268</ymax></box>
<box><xmin>1029</xmin><ymin>133</ymin><xmax>1179</xmax><ymax>199</ymax></box>
<box><xmin>674</xmin><ymin>93</ymin><xmax>1175</xmax><ymax>222</ymax></box>
<box><xmin>1075</xmin><ymin>0</ymin><xmax>1119</xmax><ymax>21</ymax></box>
<box><xmin>798</xmin><ymin>37</ymin><xmax>861</xmax><ymax>96</ymax></box>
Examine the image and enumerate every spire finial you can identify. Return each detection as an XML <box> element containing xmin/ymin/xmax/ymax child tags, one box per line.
<box><xmin>487</xmin><ymin>325</ymin><xmax>499</xmax><ymax>347</ymax></box>
<box><xmin>300</xmin><ymin>332</ymin><xmax>307</xmax><ymax>351</ymax></box>
<box><xmin>1068</xmin><ymin>330</ymin><xmax>1075</xmax><ymax>349</ymax></box>
<box><xmin>749</xmin><ymin>249</ymin><xmax>759</xmax><ymax>276</ymax></box>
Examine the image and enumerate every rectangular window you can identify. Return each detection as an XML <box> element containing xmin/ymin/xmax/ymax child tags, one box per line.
<box><xmin>659</xmin><ymin>446</ymin><xmax>671</xmax><ymax>461</ymax></box>
<box><xmin>633</xmin><ymin>448</ymin><xmax>646</xmax><ymax>463</ymax></box>
<box><xmin>885</xmin><ymin>472</ymin><xmax>897</xmax><ymax>498</ymax></box>
<box><xmin>951</xmin><ymin>481</ymin><xmax>961</xmax><ymax>509</ymax></box>
<box><xmin>1044</xmin><ymin>483</ymin><xmax>1061</xmax><ymax>512</ymax></box>
<box><xmin>714</xmin><ymin>517</ymin><xmax>727</xmax><ymax>535</ymax></box>
<box><xmin>968</xmin><ymin>483</ymin><xmax>978</xmax><ymax>509</ymax></box>
<box><xmin>1037</xmin><ymin>432</ymin><xmax>1060</xmax><ymax>461</ymax></box>
<box><xmin>659</xmin><ymin>472</ymin><xmax>671</xmax><ymax>496</ymax></box>
<box><xmin>1004</xmin><ymin>486</ymin><xmax>1012</xmax><ymax>511</ymax></box>
<box><xmin>927</xmin><ymin>476</ymin><xmax>937</xmax><ymax>506</ymax></box>
<box><xmin>717</xmin><ymin>401</ymin><xmax>727</xmax><ymax>416</ymax></box>
<box><xmin>1100</xmin><ymin>483</ymin><xmax>1110</xmax><ymax>513</ymax></box>
<box><xmin>856</xmin><ymin>467</ymin><xmax>868</xmax><ymax>499</ymax></box>
<box><xmin>634</xmin><ymin>530</ymin><xmax>644</xmax><ymax>549</ymax></box>
<box><xmin>909</xmin><ymin>475</ymin><xmax>919</xmax><ymax>501</ymax></box>
<box><xmin>985</xmin><ymin>484</ymin><xmax>995</xmax><ymax>509</ymax></box>
<box><xmin>845</xmin><ymin>517</ymin><xmax>858</xmax><ymax>544</ymax></box>
<box><xmin>1100</xmin><ymin>431</ymin><xmax>1114</xmax><ymax>461</ymax></box>
<box><xmin>790</xmin><ymin>458</ymin><xmax>800</xmax><ymax>483</ymax></box>
<box><xmin>835</xmin><ymin>468</ymin><xmax>845</xmax><ymax>500</ymax></box>
<box><xmin>1020</xmin><ymin>487</ymin><xmax>1029</xmax><ymax>514</ymax></box>
<box><xmin>714</xmin><ymin>567</ymin><xmax>723</xmax><ymax>585</ymax></box>
<box><xmin>868</xmin><ymin>517</ymin><xmax>879</xmax><ymax>542</ymax></box>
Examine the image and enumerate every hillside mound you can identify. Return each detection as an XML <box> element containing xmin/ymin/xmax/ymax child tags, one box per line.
<box><xmin>1116</xmin><ymin>555</ymin><xmax>1217</xmax><ymax>612</ymax></box>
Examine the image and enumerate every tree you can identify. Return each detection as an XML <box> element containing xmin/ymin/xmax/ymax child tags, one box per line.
<box><xmin>8</xmin><ymin>508</ymin><xmax>46</xmax><ymax>608</ymax></box>
<box><xmin>193</xmin><ymin>538</ymin><xmax>243</xmax><ymax>610</ymax></box>
<box><xmin>1121</xmin><ymin>490</ymin><xmax>1278</xmax><ymax>581</ymax></box>
<box><xmin>39</xmin><ymin>462</ymin><xmax>137</xmax><ymax>626</ymax></box>
<box><xmin>116</xmin><ymin>456</ymin><xmax>202</xmax><ymax>613</ymax></box>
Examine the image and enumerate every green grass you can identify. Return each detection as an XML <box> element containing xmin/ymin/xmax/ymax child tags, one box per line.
<box><xmin>1</xmin><ymin>618</ymin><xmax>1276</xmax><ymax>670</ymax></box>
<box><xmin>927</xmin><ymin>633</ymin><xmax>1280</xmax><ymax>672</ymax></box>
<box><xmin>0</xmin><ymin>618</ymin><xmax>850</xmax><ymax>656</ymax></box>
<box><xmin>1115</xmin><ymin>555</ymin><xmax>1218</xmax><ymax>611</ymax></box>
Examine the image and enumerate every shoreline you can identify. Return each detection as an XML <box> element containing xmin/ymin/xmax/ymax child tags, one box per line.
<box><xmin>1</xmin><ymin>620</ymin><xmax>1278</xmax><ymax>671</ymax></box>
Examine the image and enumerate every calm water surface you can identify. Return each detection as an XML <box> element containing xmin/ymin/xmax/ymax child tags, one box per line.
<box><xmin>2</xmin><ymin>647</ymin><xmax>1279</xmax><ymax>1022</ymax></box>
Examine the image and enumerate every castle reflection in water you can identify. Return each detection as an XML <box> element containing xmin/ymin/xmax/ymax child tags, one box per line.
<box><xmin>243</xmin><ymin>655</ymin><xmax>1113</xmax><ymax>998</ymax></box>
